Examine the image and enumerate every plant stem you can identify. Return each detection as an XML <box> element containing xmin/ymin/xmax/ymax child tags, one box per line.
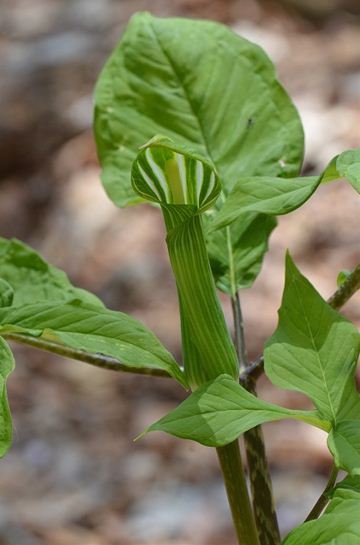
<box><xmin>327</xmin><ymin>262</ymin><xmax>360</xmax><ymax>310</ymax></box>
<box><xmin>232</xmin><ymin>293</ymin><xmax>280</xmax><ymax>545</ymax></box>
<box><xmin>217</xmin><ymin>440</ymin><xmax>260</xmax><ymax>545</ymax></box>
<box><xmin>305</xmin><ymin>464</ymin><xmax>339</xmax><ymax>521</ymax></box>
<box><xmin>2</xmin><ymin>332</ymin><xmax>173</xmax><ymax>378</ymax></box>
<box><xmin>231</xmin><ymin>292</ymin><xmax>247</xmax><ymax>374</ymax></box>
<box><xmin>243</xmin><ymin>376</ymin><xmax>281</xmax><ymax>545</ymax></box>
<box><xmin>240</xmin><ymin>356</ymin><xmax>264</xmax><ymax>382</ymax></box>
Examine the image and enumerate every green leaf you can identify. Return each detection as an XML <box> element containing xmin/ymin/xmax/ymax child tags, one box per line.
<box><xmin>337</xmin><ymin>269</ymin><xmax>351</xmax><ymax>287</ymax></box>
<box><xmin>212</xmin><ymin>149</ymin><xmax>360</xmax><ymax>232</ymax></box>
<box><xmin>0</xmin><ymin>338</ymin><xmax>15</xmax><ymax>457</ymax></box>
<box><xmin>206</xmin><ymin>213</ymin><xmax>277</xmax><ymax>294</ymax></box>
<box><xmin>0</xmin><ymin>238</ymin><xmax>102</xmax><ymax>307</ymax></box>
<box><xmin>94</xmin><ymin>13</ymin><xmax>305</xmax><ymax>295</ymax></box>
<box><xmin>0</xmin><ymin>300</ymin><xmax>187</xmax><ymax>388</ymax></box>
<box><xmin>94</xmin><ymin>12</ymin><xmax>304</xmax><ymax>207</ymax></box>
<box><xmin>210</xmin><ymin>175</ymin><xmax>318</xmax><ymax>231</ymax></box>
<box><xmin>282</xmin><ymin>480</ymin><xmax>360</xmax><ymax>544</ymax></box>
<box><xmin>0</xmin><ymin>279</ymin><xmax>14</xmax><ymax>308</ymax></box>
<box><xmin>131</xmin><ymin>138</ymin><xmax>238</xmax><ymax>388</ymax></box>
<box><xmin>265</xmin><ymin>253</ymin><xmax>360</xmax><ymax>424</ymax></box>
<box><xmin>336</xmin><ymin>148</ymin><xmax>360</xmax><ymax>193</ymax></box>
<box><xmin>146</xmin><ymin>374</ymin><xmax>329</xmax><ymax>447</ymax></box>
<box><xmin>328</xmin><ymin>421</ymin><xmax>360</xmax><ymax>475</ymax></box>
<box><xmin>331</xmin><ymin>475</ymin><xmax>360</xmax><ymax>502</ymax></box>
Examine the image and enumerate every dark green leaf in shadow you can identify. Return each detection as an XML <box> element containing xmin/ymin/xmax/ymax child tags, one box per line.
<box><xmin>206</xmin><ymin>212</ymin><xmax>277</xmax><ymax>294</ymax></box>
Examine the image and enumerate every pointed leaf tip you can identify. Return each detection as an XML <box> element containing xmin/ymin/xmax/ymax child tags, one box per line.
<box><xmin>265</xmin><ymin>254</ymin><xmax>360</xmax><ymax>423</ymax></box>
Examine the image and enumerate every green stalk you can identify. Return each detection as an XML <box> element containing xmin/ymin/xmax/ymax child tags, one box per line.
<box><xmin>327</xmin><ymin>262</ymin><xmax>360</xmax><ymax>310</ymax></box>
<box><xmin>217</xmin><ymin>440</ymin><xmax>261</xmax><ymax>545</ymax></box>
<box><xmin>305</xmin><ymin>464</ymin><xmax>339</xmax><ymax>521</ymax></box>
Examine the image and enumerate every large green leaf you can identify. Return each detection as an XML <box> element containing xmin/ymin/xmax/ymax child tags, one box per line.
<box><xmin>94</xmin><ymin>12</ymin><xmax>304</xmax><ymax>292</ymax></box>
<box><xmin>0</xmin><ymin>238</ymin><xmax>102</xmax><ymax>307</ymax></box>
<box><xmin>282</xmin><ymin>479</ymin><xmax>360</xmax><ymax>544</ymax></box>
<box><xmin>211</xmin><ymin>149</ymin><xmax>360</xmax><ymax>232</ymax></box>
<box><xmin>265</xmin><ymin>254</ymin><xmax>360</xmax><ymax>424</ymax></box>
<box><xmin>146</xmin><ymin>374</ymin><xmax>328</xmax><ymax>447</ymax></box>
<box><xmin>206</xmin><ymin>213</ymin><xmax>277</xmax><ymax>294</ymax></box>
<box><xmin>94</xmin><ymin>12</ymin><xmax>304</xmax><ymax>206</ymax></box>
<box><xmin>328</xmin><ymin>421</ymin><xmax>360</xmax><ymax>475</ymax></box>
<box><xmin>210</xmin><ymin>175</ymin><xmax>318</xmax><ymax>231</ymax></box>
<box><xmin>0</xmin><ymin>301</ymin><xmax>187</xmax><ymax>387</ymax></box>
<box><xmin>0</xmin><ymin>338</ymin><xmax>15</xmax><ymax>457</ymax></box>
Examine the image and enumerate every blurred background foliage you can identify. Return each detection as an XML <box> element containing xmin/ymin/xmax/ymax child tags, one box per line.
<box><xmin>0</xmin><ymin>1</ymin><xmax>359</xmax><ymax>544</ymax></box>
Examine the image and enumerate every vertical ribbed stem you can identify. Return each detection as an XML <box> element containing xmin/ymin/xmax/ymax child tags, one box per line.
<box><xmin>217</xmin><ymin>440</ymin><xmax>261</xmax><ymax>545</ymax></box>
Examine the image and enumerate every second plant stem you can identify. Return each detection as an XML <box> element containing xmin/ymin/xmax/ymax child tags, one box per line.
<box><xmin>232</xmin><ymin>292</ymin><xmax>281</xmax><ymax>545</ymax></box>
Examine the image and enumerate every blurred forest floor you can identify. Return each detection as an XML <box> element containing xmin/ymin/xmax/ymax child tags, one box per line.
<box><xmin>1</xmin><ymin>0</ymin><xmax>360</xmax><ymax>544</ymax></box>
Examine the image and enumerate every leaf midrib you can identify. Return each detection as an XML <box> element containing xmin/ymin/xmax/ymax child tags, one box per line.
<box><xmin>149</xmin><ymin>24</ymin><xmax>242</xmax><ymax>295</ymax></box>
<box><xmin>149</xmin><ymin>21</ymin><xmax>214</xmax><ymax>167</ymax></box>
<box><xmin>293</xmin><ymin>276</ymin><xmax>337</xmax><ymax>423</ymax></box>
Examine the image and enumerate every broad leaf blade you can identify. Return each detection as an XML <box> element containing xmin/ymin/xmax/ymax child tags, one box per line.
<box><xmin>211</xmin><ymin>176</ymin><xmax>318</xmax><ymax>231</ymax></box>
<box><xmin>212</xmin><ymin>149</ymin><xmax>360</xmax><ymax>232</ymax></box>
<box><xmin>264</xmin><ymin>254</ymin><xmax>360</xmax><ymax>424</ymax></box>
<box><xmin>94</xmin><ymin>12</ymin><xmax>304</xmax><ymax>207</ymax></box>
<box><xmin>328</xmin><ymin>421</ymin><xmax>360</xmax><ymax>475</ymax></box>
<box><xmin>206</xmin><ymin>213</ymin><xmax>277</xmax><ymax>293</ymax></box>
<box><xmin>147</xmin><ymin>374</ymin><xmax>328</xmax><ymax>447</ymax></box>
<box><xmin>0</xmin><ymin>338</ymin><xmax>15</xmax><ymax>457</ymax></box>
<box><xmin>0</xmin><ymin>238</ymin><xmax>102</xmax><ymax>307</ymax></box>
<box><xmin>94</xmin><ymin>13</ymin><xmax>304</xmax><ymax>292</ymax></box>
<box><xmin>0</xmin><ymin>301</ymin><xmax>187</xmax><ymax>387</ymax></box>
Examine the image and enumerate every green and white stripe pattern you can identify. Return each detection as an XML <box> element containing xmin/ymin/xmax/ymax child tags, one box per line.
<box><xmin>132</xmin><ymin>136</ymin><xmax>221</xmax><ymax>211</ymax></box>
<box><xmin>132</xmin><ymin>137</ymin><xmax>238</xmax><ymax>389</ymax></box>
